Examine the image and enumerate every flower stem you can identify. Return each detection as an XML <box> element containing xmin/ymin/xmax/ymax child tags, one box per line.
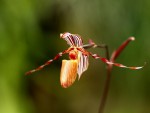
<box><xmin>98</xmin><ymin>46</ymin><xmax>112</xmax><ymax>113</ymax></box>
<box><xmin>98</xmin><ymin>66</ymin><xmax>112</xmax><ymax>113</ymax></box>
<box><xmin>98</xmin><ymin>37</ymin><xmax>135</xmax><ymax>113</ymax></box>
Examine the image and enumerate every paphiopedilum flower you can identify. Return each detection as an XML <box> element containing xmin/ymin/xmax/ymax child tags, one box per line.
<box><xmin>26</xmin><ymin>32</ymin><xmax>144</xmax><ymax>88</ymax></box>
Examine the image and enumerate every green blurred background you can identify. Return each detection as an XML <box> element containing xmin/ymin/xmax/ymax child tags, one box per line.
<box><xmin>0</xmin><ymin>0</ymin><xmax>149</xmax><ymax>113</ymax></box>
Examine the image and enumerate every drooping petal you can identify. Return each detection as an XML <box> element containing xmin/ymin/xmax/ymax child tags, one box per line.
<box><xmin>77</xmin><ymin>52</ymin><xmax>89</xmax><ymax>79</ymax></box>
<box><xmin>89</xmin><ymin>52</ymin><xmax>145</xmax><ymax>70</ymax></box>
<box><xmin>60</xmin><ymin>60</ymin><xmax>78</xmax><ymax>88</ymax></box>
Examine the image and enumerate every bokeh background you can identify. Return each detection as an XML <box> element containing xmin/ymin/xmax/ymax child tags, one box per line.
<box><xmin>0</xmin><ymin>0</ymin><xmax>149</xmax><ymax>113</ymax></box>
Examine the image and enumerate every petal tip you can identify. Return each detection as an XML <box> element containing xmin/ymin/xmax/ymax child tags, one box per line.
<box><xmin>129</xmin><ymin>37</ymin><xmax>135</xmax><ymax>41</ymax></box>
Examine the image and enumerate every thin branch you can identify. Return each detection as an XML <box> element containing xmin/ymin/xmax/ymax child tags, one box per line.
<box><xmin>98</xmin><ymin>65</ymin><xmax>112</xmax><ymax>113</ymax></box>
<box><xmin>98</xmin><ymin>45</ymin><xmax>112</xmax><ymax>113</ymax></box>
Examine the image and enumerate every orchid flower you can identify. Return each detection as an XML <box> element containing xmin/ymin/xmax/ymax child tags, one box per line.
<box><xmin>26</xmin><ymin>32</ymin><xmax>144</xmax><ymax>88</ymax></box>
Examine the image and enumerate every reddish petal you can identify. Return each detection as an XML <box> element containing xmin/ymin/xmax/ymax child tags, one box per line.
<box><xmin>111</xmin><ymin>37</ymin><xmax>135</xmax><ymax>61</ymax></box>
